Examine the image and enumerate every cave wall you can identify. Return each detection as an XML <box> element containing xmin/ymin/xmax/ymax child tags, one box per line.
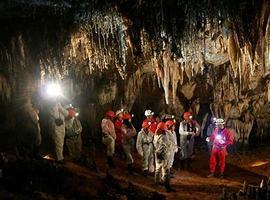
<box><xmin>0</xmin><ymin>0</ymin><xmax>270</xmax><ymax>151</ymax></box>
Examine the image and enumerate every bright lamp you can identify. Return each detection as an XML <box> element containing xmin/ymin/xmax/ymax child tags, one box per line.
<box><xmin>46</xmin><ymin>83</ymin><xmax>62</xmax><ymax>97</ymax></box>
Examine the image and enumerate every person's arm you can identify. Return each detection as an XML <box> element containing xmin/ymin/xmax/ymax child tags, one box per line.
<box><xmin>109</xmin><ymin>121</ymin><xmax>116</xmax><ymax>140</ymax></box>
<box><xmin>225</xmin><ymin>129</ymin><xmax>234</xmax><ymax>146</ymax></box>
<box><xmin>136</xmin><ymin>131</ymin><xmax>143</xmax><ymax>156</ymax></box>
<box><xmin>58</xmin><ymin>103</ymin><xmax>69</xmax><ymax>117</ymax></box>
<box><xmin>194</xmin><ymin>121</ymin><xmax>201</xmax><ymax>136</ymax></box>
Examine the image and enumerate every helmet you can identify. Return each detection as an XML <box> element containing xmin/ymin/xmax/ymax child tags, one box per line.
<box><xmin>156</xmin><ymin>122</ymin><xmax>167</xmax><ymax>132</ymax></box>
<box><xmin>142</xmin><ymin>121</ymin><xmax>151</xmax><ymax>129</ymax></box>
<box><xmin>122</xmin><ymin>113</ymin><xmax>132</xmax><ymax>120</ymax></box>
<box><xmin>183</xmin><ymin>112</ymin><xmax>192</xmax><ymax>120</ymax></box>
<box><xmin>165</xmin><ymin>120</ymin><xmax>175</xmax><ymax>127</ymax></box>
<box><xmin>145</xmin><ymin>109</ymin><xmax>154</xmax><ymax>116</ymax></box>
<box><xmin>115</xmin><ymin>109</ymin><xmax>124</xmax><ymax>116</ymax></box>
<box><xmin>106</xmin><ymin>110</ymin><xmax>115</xmax><ymax>118</ymax></box>
<box><xmin>215</xmin><ymin>118</ymin><xmax>225</xmax><ymax>124</ymax></box>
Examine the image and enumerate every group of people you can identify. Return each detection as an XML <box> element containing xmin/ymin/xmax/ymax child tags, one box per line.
<box><xmin>49</xmin><ymin>103</ymin><xmax>83</xmax><ymax>163</ymax></box>
<box><xmin>16</xmin><ymin>100</ymin><xmax>83</xmax><ymax>164</ymax></box>
<box><xmin>101</xmin><ymin>109</ymin><xmax>234</xmax><ymax>192</ymax></box>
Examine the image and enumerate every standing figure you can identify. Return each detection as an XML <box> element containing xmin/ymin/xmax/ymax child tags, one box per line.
<box><xmin>154</xmin><ymin>122</ymin><xmax>175</xmax><ymax>192</ymax></box>
<box><xmin>114</xmin><ymin>110</ymin><xmax>124</xmax><ymax>158</ymax></box>
<box><xmin>50</xmin><ymin>102</ymin><xmax>69</xmax><ymax>163</ymax></box>
<box><xmin>121</xmin><ymin>113</ymin><xmax>137</xmax><ymax>173</ymax></box>
<box><xmin>101</xmin><ymin>111</ymin><xmax>116</xmax><ymax>167</ymax></box>
<box><xmin>179</xmin><ymin>112</ymin><xmax>200</xmax><ymax>169</ymax></box>
<box><xmin>136</xmin><ymin>121</ymin><xmax>155</xmax><ymax>176</ymax></box>
<box><xmin>206</xmin><ymin>117</ymin><xmax>216</xmax><ymax>154</ymax></box>
<box><xmin>206</xmin><ymin>118</ymin><xmax>234</xmax><ymax>178</ymax></box>
<box><xmin>165</xmin><ymin>120</ymin><xmax>178</xmax><ymax>175</ymax></box>
<box><xmin>16</xmin><ymin>99</ymin><xmax>41</xmax><ymax>160</ymax></box>
<box><xmin>65</xmin><ymin>108</ymin><xmax>82</xmax><ymax>163</ymax></box>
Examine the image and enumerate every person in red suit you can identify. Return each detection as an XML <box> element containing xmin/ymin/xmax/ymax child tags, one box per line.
<box><xmin>206</xmin><ymin>118</ymin><xmax>234</xmax><ymax>178</ymax></box>
<box><xmin>114</xmin><ymin>109</ymin><xmax>124</xmax><ymax>158</ymax></box>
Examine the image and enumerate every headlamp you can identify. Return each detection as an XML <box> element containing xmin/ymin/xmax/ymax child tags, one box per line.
<box><xmin>216</xmin><ymin>134</ymin><xmax>222</xmax><ymax>140</ymax></box>
<box><xmin>75</xmin><ymin>113</ymin><xmax>79</xmax><ymax>117</ymax></box>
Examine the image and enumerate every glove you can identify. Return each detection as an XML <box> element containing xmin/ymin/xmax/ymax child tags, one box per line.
<box><xmin>219</xmin><ymin>139</ymin><xmax>225</xmax><ymax>144</ymax></box>
<box><xmin>206</xmin><ymin>137</ymin><xmax>210</xmax><ymax>142</ymax></box>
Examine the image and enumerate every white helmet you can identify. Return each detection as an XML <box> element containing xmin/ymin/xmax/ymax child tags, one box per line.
<box><xmin>115</xmin><ymin>109</ymin><xmax>124</xmax><ymax>116</ymax></box>
<box><xmin>215</xmin><ymin>118</ymin><xmax>225</xmax><ymax>124</ymax></box>
<box><xmin>145</xmin><ymin>109</ymin><xmax>154</xmax><ymax>116</ymax></box>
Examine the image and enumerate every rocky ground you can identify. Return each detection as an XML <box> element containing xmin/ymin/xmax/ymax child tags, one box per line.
<box><xmin>0</xmin><ymin>145</ymin><xmax>268</xmax><ymax>200</ymax></box>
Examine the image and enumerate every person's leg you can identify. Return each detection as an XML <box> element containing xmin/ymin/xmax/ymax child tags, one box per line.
<box><xmin>148</xmin><ymin>144</ymin><xmax>155</xmax><ymax>173</ymax></box>
<box><xmin>219</xmin><ymin>149</ymin><xmax>227</xmax><ymax>177</ymax></box>
<box><xmin>142</xmin><ymin>145</ymin><xmax>150</xmax><ymax>173</ymax></box>
<box><xmin>209</xmin><ymin>148</ymin><xmax>217</xmax><ymax>176</ymax></box>
<box><xmin>54</xmin><ymin>127</ymin><xmax>65</xmax><ymax>161</ymax></box>
<box><xmin>66</xmin><ymin>138</ymin><xmax>75</xmax><ymax>159</ymax></box>
<box><xmin>155</xmin><ymin>155</ymin><xmax>162</xmax><ymax>184</ymax></box>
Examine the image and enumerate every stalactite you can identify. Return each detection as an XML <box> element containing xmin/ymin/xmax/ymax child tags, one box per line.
<box><xmin>161</xmin><ymin>51</ymin><xmax>170</xmax><ymax>104</ymax></box>
<box><xmin>227</xmin><ymin>32</ymin><xmax>239</xmax><ymax>78</ymax></box>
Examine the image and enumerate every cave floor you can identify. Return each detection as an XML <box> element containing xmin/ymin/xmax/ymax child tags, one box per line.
<box><xmin>65</xmin><ymin>148</ymin><xmax>266</xmax><ymax>200</ymax></box>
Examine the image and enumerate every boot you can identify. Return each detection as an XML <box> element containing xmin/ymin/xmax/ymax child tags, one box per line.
<box><xmin>207</xmin><ymin>173</ymin><xmax>214</xmax><ymax>178</ymax></box>
<box><xmin>164</xmin><ymin>179</ymin><xmax>176</xmax><ymax>192</ymax></box>
<box><xmin>107</xmin><ymin>156</ymin><xmax>115</xmax><ymax>168</ymax></box>
<box><xmin>127</xmin><ymin>163</ymin><xmax>133</xmax><ymax>174</ymax></box>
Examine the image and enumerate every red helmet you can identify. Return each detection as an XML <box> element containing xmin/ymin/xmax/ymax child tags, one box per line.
<box><xmin>122</xmin><ymin>113</ymin><xmax>132</xmax><ymax>120</ymax></box>
<box><xmin>183</xmin><ymin>112</ymin><xmax>192</xmax><ymax>120</ymax></box>
<box><xmin>106</xmin><ymin>110</ymin><xmax>115</xmax><ymax>118</ymax></box>
<box><xmin>156</xmin><ymin>122</ymin><xmax>167</xmax><ymax>132</ymax></box>
<box><xmin>166</xmin><ymin>120</ymin><xmax>175</xmax><ymax>127</ymax></box>
<box><xmin>142</xmin><ymin>121</ymin><xmax>151</xmax><ymax>129</ymax></box>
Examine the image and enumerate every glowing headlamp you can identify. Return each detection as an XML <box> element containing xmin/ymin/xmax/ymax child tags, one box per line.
<box><xmin>75</xmin><ymin>113</ymin><xmax>79</xmax><ymax>117</ymax></box>
<box><xmin>46</xmin><ymin>83</ymin><xmax>62</xmax><ymax>97</ymax></box>
<box><xmin>215</xmin><ymin>134</ymin><xmax>222</xmax><ymax>140</ymax></box>
<box><xmin>172</xmin><ymin>115</ymin><xmax>175</xmax><ymax>119</ymax></box>
<box><xmin>189</xmin><ymin>115</ymin><xmax>193</xmax><ymax>119</ymax></box>
<box><xmin>131</xmin><ymin>114</ymin><xmax>134</xmax><ymax>118</ymax></box>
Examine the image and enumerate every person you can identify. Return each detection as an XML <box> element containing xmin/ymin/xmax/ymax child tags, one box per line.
<box><xmin>206</xmin><ymin>117</ymin><xmax>216</xmax><ymax>154</ymax></box>
<box><xmin>136</xmin><ymin>121</ymin><xmax>155</xmax><ymax>176</ymax></box>
<box><xmin>65</xmin><ymin>107</ymin><xmax>82</xmax><ymax>163</ymax></box>
<box><xmin>143</xmin><ymin>109</ymin><xmax>158</xmax><ymax>134</ymax></box>
<box><xmin>206</xmin><ymin>118</ymin><xmax>234</xmax><ymax>178</ymax></box>
<box><xmin>179</xmin><ymin>112</ymin><xmax>200</xmax><ymax>169</ymax></box>
<box><xmin>165</xmin><ymin>120</ymin><xmax>178</xmax><ymax>175</ymax></box>
<box><xmin>101</xmin><ymin>110</ymin><xmax>116</xmax><ymax>167</ymax></box>
<box><xmin>16</xmin><ymin>99</ymin><xmax>41</xmax><ymax>160</ymax></box>
<box><xmin>114</xmin><ymin>109</ymin><xmax>124</xmax><ymax>158</ymax></box>
<box><xmin>121</xmin><ymin>114</ymin><xmax>137</xmax><ymax>173</ymax></box>
<box><xmin>50</xmin><ymin>102</ymin><xmax>69</xmax><ymax>163</ymax></box>
<box><xmin>154</xmin><ymin>122</ymin><xmax>175</xmax><ymax>192</ymax></box>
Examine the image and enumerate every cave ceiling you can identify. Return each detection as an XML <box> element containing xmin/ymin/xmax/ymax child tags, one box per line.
<box><xmin>0</xmin><ymin>0</ymin><xmax>269</xmax><ymax>119</ymax></box>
